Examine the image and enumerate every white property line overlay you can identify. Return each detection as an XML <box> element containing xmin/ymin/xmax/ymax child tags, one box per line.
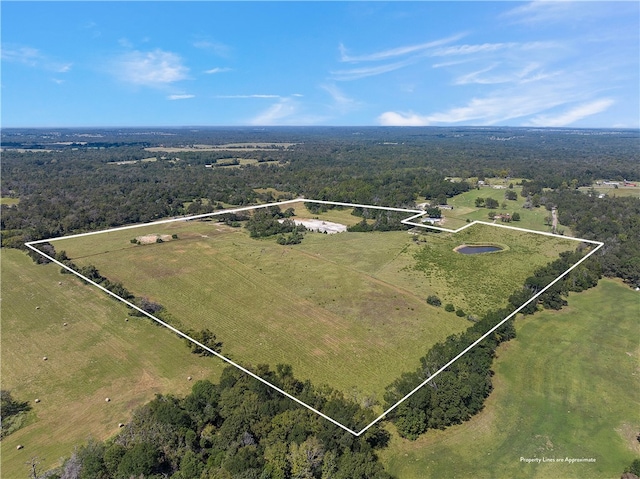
<box><xmin>25</xmin><ymin>199</ymin><xmax>604</xmax><ymax>436</ymax></box>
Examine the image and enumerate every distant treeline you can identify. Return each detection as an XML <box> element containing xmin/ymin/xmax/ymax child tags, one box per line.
<box><xmin>2</xmin><ymin>128</ymin><xmax>638</xmax><ymax>245</ymax></box>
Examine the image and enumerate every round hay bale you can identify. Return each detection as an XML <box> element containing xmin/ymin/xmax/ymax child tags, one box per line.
<box><xmin>35</xmin><ymin>306</ymin><xmax>40</xmax><ymax>310</ymax></box>
<box><xmin>58</xmin><ymin>282</ymin><xmax>62</xmax><ymax>285</ymax></box>
<box><xmin>16</xmin><ymin>445</ymin><xmax>23</xmax><ymax>450</ymax></box>
<box><xmin>105</xmin><ymin>397</ymin><xmax>110</xmax><ymax>402</ymax></box>
<box><xmin>125</xmin><ymin>318</ymin><xmax>129</xmax><ymax>322</ymax></box>
<box><xmin>34</xmin><ymin>398</ymin><xmax>40</xmax><ymax>403</ymax></box>
<box><xmin>63</xmin><ymin>322</ymin><xmax>68</xmax><ymax>327</ymax></box>
<box><xmin>42</xmin><ymin>356</ymin><xmax>48</xmax><ymax>361</ymax></box>
<box><xmin>118</xmin><ymin>423</ymin><xmax>125</xmax><ymax>428</ymax></box>
<box><xmin>187</xmin><ymin>376</ymin><xmax>192</xmax><ymax>381</ymax></box>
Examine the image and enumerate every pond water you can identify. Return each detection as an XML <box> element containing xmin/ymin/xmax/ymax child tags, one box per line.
<box><xmin>456</xmin><ymin>245</ymin><xmax>503</xmax><ymax>254</ymax></box>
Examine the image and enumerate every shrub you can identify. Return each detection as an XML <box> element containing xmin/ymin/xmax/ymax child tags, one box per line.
<box><xmin>455</xmin><ymin>309</ymin><xmax>466</xmax><ymax>317</ymax></box>
<box><xmin>426</xmin><ymin>295</ymin><xmax>441</xmax><ymax>307</ymax></box>
<box><xmin>444</xmin><ymin>303</ymin><xmax>455</xmax><ymax>312</ymax></box>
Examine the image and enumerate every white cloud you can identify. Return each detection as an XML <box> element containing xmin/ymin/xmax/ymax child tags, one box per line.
<box><xmin>378</xmin><ymin>111</ymin><xmax>431</xmax><ymax>126</ymax></box>
<box><xmin>216</xmin><ymin>94</ymin><xmax>281</xmax><ymax>99</ymax></box>
<box><xmin>204</xmin><ymin>67</ymin><xmax>232</xmax><ymax>74</ymax></box>
<box><xmin>331</xmin><ymin>58</ymin><xmax>416</xmax><ymax>81</ymax></box>
<box><xmin>339</xmin><ymin>34</ymin><xmax>464</xmax><ymax>62</ymax></box>
<box><xmin>501</xmin><ymin>1</ymin><xmax>608</xmax><ymax>26</ymax></box>
<box><xmin>114</xmin><ymin>49</ymin><xmax>188</xmax><ymax>87</ymax></box>
<box><xmin>2</xmin><ymin>45</ymin><xmax>40</xmax><ymax>66</ymax></box>
<box><xmin>248</xmin><ymin>97</ymin><xmax>328</xmax><ymax>125</ymax></box>
<box><xmin>56</xmin><ymin>63</ymin><xmax>72</xmax><ymax>73</ymax></box>
<box><xmin>2</xmin><ymin>44</ymin><xmax>72</xmax><ymax>73</ymax></box>
<box><xmin>250</xmin><ymin>98</ymin><xmax>298</xmax><ymax>125</ymax></box>
<box><xmin>527</xmin><ymin>99</ymin><xmax>615</xmax><ymax>127</ymax></box>
<box><xmin>431</xmin><ymin>41</ymin><xmax>557</xmax><ymax>58</ymax></box>
<box><xmin>118</xmin><ymin>38</ymin><xmax>133</xmax><ymax>49</ymax></box>
<box><xmin>320</xmin><ymin>83</ymin><xmax>359</xmax><ymax>113</ymax></box>
<box><xmin>453</xmin><ymin>62</ymin><xmax>558</xmax><ymax>86</ymax></box>
<box><xmin>193</xmin><ymin>40</ymin><xmax>230</xmax><ymax>57</ymax></box>
<box><xmin>378</xmin><ymin>82</ymin><xmax>584</xmax><ymax>126</ymax></box>
<box><xmin>168</xmin><ymin>94</ymin><xmax>195</xmax><ymax>100</ymax></box>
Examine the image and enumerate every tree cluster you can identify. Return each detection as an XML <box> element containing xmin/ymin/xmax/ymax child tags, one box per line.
<box><xmin>547</xmin><ymin>190</ymin><xmax>640</xmax><ymax>287</ymax></box>
<box><xmin>0</xmin><ymin>390</ymin><xmax>31</xmax><ymax>438</ymax></box>
<box><xmin>49</xmin><ymin>365</ymin><xmax>393</xmax><ymax>479</ymax></box>
<box><xmin>245</xmin><ymin>206</ymin><xmax>306</xmax><ymax>243</ymax></box>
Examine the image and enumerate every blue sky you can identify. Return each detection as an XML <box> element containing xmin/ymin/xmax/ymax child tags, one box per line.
<box><xmin>2</xmin><ymin>1</ymin><xmax>638</xmax><ymax>128</ymax></box>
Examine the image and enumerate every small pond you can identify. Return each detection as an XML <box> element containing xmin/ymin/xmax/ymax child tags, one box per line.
<box><xmin>456</xmin><ymin>245</ymin><xmax>503</xmax><ymax>254</ymax></box>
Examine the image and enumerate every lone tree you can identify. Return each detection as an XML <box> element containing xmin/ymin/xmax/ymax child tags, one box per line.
<box><xmin>485</xmin><ymin>197</ymin><xmax>499</xmax><ymax>209</ymax></box>
<box><xmin>426</xmin><ymin>207</ymin><xmax>442</xmax><ymax>218</ymax></box>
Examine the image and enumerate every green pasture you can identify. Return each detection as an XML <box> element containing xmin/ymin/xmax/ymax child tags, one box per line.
<box><xmin>0</xmin><ymin>197</ymin><xmax>20</xmax><ymax>205</ymax></box>
<box><xmin>0</xmin><ymin>249</ymin><xmax>225</xmax><ymax>478</ymax></box>
<box><xmin>286</xmin><ymin>200</ymin><xmax>369</xmax><ymax>226</ymax></box>
<box><xmin>53</xmin><ymin>208</ymin><xmax>578</xmax><ymax>405</ymax></box>
<box><xmin>379</xmin><ymin>279</ymin><xmax>640</xmax><ymax>479</ymax></box>
<box><xmin>578</xmin><ymin>186</ymin><xmax>640</xmax><ymax>198</ymax></box>
<box><xmin>441</xmin><ymin>186</ymin><xmax>569</xmax><ymax>234</ymax></box>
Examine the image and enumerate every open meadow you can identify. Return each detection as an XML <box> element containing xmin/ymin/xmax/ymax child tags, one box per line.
<box><xmin>379</xmin><ymin>279</ymin><xmax>640</xmax><ymax>479</ymax></box>
<box><xmin>439</xmin><ymin>182</ymin><xmax>571</xmax><ymax>234</ymax></box>
<box><xmin>0</xmin><ymin>249</ymin><xmax>225</xmax><ymax>478</ymax></box>
<box><xmin>51</xmin><ymin>204</ymin><xmax>580</xmax><ymax>409</ymax></box>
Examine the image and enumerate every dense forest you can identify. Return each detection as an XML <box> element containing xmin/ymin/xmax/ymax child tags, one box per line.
<box><xmin>2</xmin><ymin>127</ymin><xmax>639</xmax><ymax>477</ymax></box>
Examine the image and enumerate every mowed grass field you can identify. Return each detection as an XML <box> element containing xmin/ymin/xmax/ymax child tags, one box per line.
<box><xmin>379</xmin><ymin>279</ymin><xmax>640</xmax><ymax>479</ymax></box>
<box><xmin>441</xmin><ymin>184</ymin><xmax>570</xmax><ymax>234</ymax></box>
<box><xmin>52</xmin><ymin>205</ymin><xmax>579</xmax><ymax>406</ymax></box>
<box><xmin>1</xmin><ymin>249</ymin><xmax>225</xmax><ymax>478</ymax></box>
<box><xmin>578</xmin><ymin>186</ymin><xmax>640</xmax><ymax>198</ymax></box>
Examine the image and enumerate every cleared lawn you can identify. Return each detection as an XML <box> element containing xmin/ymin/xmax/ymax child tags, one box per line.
<box><xmin>442</xmin><ymin>186</ymin><xmax>571</xmax><ymax>234</ymax></box>
<box><xmin>578</xmin><ymin>186</ymin><xmax>640</xmax><ymax>198</ymax></box>
<box><xmin>379</xmin><ymin>279</ymin><xmax>640</xmax><ymax>479</ymax></box>
<box><xmin>0</xmin><ymin>197</ymin><xmax>20</xmax><ymax>205</ymax></box>
<box><xmin>0</xmin><ymin>249</ymin><xmax>225</xmax><ymax>478</ymax></box>
<box><xmin>52</xmin><ymin>208</ymin><xmax>579</xmax><ymax>407</ymax></box>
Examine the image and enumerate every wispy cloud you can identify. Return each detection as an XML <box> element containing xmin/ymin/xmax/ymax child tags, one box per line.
<box><xmin>2</xmin><ymin>44</ymin><xmax>72</xmax><ymax>73</ymax></box>
<box><xmin>168</xmin><ymin>94</ymin><xmax>195</xmax><ymax>100</ymax></box>
<box><xmin>1</xmin><ymin>45</ymin><xmax>40</xmax><ymax>66</ymax></box>
<box><xmin>204</xmin><ymin>67</ymin><xmax>232</xmax><ymax>74</ymax></box>
<box><xmin>339</xmin><ymin>33</ymin><xmax>464</xmax><ymax>62</ymax></box>
<box><xmin>249</xmin><ymin>97</ymin><xmax>298</xmax><ymax>125</ymax></box>
<box><xmin>216</xmin><ymin>94</ymin><xmax>281</xmax><ymax>99</ymax></box>
<box><xmin>378</xmin><ymin>81</ymin><xmax>586</xmax><ymax>126</ymax></box>
<box><xmin>431</xmin><ymin>41</ymin><xmax>557</xmax><ymax>57</ymax></box>
<box><xmin>113</xmin><ymin>49</ymin><xmax>188</xmax><ymax>87</ymax></box>
<box><xmin>331</xmin><ymin>58</ymin><xmax>416</xmax><ymax>81</ymax></box>
<box><xmin>320</xmin><ymin>83</ymin><xmax>360</xmax><ymax>113</ymax></box>
<box><xmin>333</xmin><ymin>34</ymin><xmax>463</xmax><ymax>81</ymax></box>
<box><xmin>501</xmin><ymin>1</ymin><xmax>603</xmax><ymax>26</ymax></box>
<box><xmin>193</xmin><ymin>40</ymin><xmax>230</xmax><ymax>57</ymax></box>
<box><xmin>527</xmin><ymin>98</ymin><xmax>615</xmax><ymax>127</ymax></box>
<box><xmin>248</xmin><ymin>96</ymin><xmax>327</xmax><ymax>125</ymax></box>
<box><xmin>454</xmin><ymin>62</ymin><xmax>558</xmax><ymax>86</ymax></box>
